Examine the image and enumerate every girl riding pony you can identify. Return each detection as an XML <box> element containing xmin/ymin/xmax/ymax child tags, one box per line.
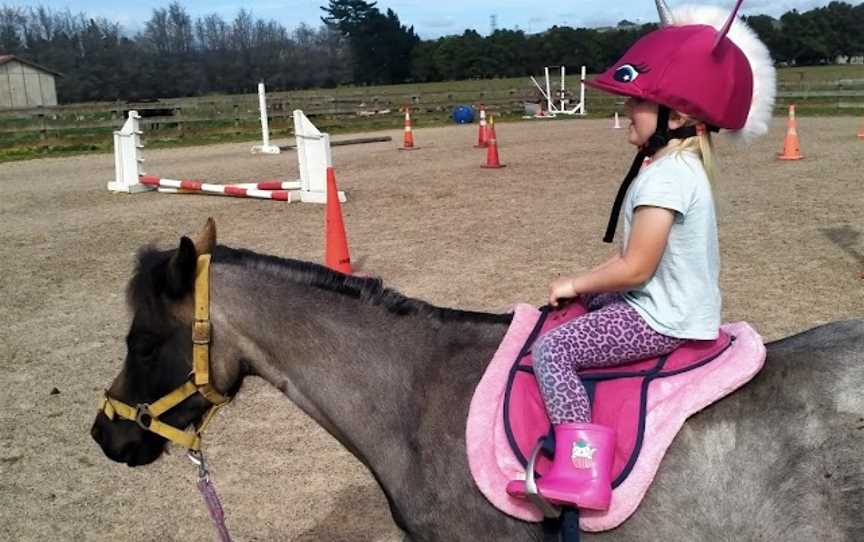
<box><xmin>508</xmin><ymin>0</ymin><xmax>776</xmax><ymax>511</ymax></box>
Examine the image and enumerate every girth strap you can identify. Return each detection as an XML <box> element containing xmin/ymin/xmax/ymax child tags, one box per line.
<box><xmin>542</xmin><ymin>508</ymin><xmax>581</xmax><ymax>542</ymax></box>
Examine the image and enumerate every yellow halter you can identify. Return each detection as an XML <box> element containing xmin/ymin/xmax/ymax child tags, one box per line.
<box><xmin>98</xmin><ymin>254</ymin><xmax>230</xmax><ymax>451</ymax></box>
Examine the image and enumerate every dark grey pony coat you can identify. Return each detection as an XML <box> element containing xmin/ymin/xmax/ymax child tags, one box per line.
<box><xmin>92</xmin><ymin>237</ymin><xmax>864</xmax><ymax>541</ymax></box>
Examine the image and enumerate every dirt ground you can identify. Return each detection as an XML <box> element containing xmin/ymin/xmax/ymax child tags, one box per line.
<box><xmin>0</xmin><ymin>116</ymin><xmax>862</xmax><ymax>541</ymax></box>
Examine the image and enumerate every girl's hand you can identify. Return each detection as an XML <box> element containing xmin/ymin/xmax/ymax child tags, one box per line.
<box><xmin>548</xmin><ymin>277</ymin><xmax>578</xmax><ymax>308</ymax></box>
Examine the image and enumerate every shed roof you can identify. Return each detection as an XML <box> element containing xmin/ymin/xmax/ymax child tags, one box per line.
<box><xmin>0</xmin><ymin>54</ymin><xmax>63</xmax><ymax>77</ymax></box>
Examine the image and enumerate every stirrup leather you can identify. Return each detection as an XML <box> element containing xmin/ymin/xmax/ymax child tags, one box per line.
<box><xmin>524</xmin><ymin>438</ymin><xmax>561</xmax><ymax>519</ymax></box>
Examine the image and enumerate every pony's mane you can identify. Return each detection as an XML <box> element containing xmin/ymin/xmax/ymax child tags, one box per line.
<box><xmin>129</xmin><ymin>244</ymin><xmax>512</xmax><ymax>326</ymax></box>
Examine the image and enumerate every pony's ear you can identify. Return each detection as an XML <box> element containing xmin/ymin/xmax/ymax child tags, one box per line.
<box><xmin>165</xmin><ymin>236</ymin><xmax>197</xmax><ymax>299</ymax></box>
<box><xmin>193</xmin><ymin>217</ymin><xmax>217</xmax><ymax>256</ymax></box>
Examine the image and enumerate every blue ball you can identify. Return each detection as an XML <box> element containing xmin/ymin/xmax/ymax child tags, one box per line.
<box><xmin>452</xmin><ymin>105</ymin><xmax>475</xmax><ymax>124</ymax></box>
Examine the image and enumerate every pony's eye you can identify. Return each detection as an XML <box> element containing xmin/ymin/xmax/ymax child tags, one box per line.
<box><xmin>613</xmin><ymin>64</ymin><xmax>642</xmax><ymax>83</ymax></box>
<box><xmin>130</xmin><ymin>342</ymin><xmax>157</xmax><ymax>362</ymax></box>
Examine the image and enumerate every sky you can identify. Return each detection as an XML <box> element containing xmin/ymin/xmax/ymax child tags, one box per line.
<box><xmin>12</xmin><ymin>0</ymin><xmax>838</xmax><ymax>38</ymax></box>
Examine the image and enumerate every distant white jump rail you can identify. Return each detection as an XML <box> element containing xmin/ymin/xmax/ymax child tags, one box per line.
<box><xmin>108</xmin><ymin>109</ymin><xmax>345</xmax><ymax>203</ymax></box>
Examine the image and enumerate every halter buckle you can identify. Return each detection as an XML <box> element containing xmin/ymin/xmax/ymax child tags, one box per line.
<box><xmin>192</xmin><ymin>320</ymin><xmax>211</xmax><ymax>344</ymax></box>
<box><xmin>135</xmin><ymin>403</ymin><xmax>155</xmax><ymax>430</ymax></box>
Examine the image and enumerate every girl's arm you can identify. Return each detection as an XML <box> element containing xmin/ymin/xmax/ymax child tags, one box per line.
<box><xmin>548</xmin><ymin>206</ymin><xmax>676</xmax><ymax>306</ymax></box>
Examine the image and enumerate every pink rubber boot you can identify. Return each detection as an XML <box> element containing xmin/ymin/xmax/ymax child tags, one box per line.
<box><xmin>506</xmin><ymin>423</ymin><xmax>616</xmax><ymax>510</ymax></box>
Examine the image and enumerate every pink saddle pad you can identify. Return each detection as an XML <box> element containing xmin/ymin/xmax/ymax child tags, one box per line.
<box><xmin>466</xmin><ymin>303</ymin><xmax>766</xmax><ymax>531</ymax></box>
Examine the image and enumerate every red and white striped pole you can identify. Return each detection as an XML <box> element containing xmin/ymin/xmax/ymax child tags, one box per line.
<box><xmin>228</xmin><ymin>180</ymin><xmax>302</xmax><ymax>190</ymax></box>
<box><xmin>140</xmin><ymin>176</ymin><xmax>295</xmax><ymax>201</ymax></box>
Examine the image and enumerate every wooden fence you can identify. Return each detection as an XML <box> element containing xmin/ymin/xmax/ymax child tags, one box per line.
<box><xmin>1</xmin><ymin>84</ymin><xmax>863</xmax><ymax>145</ymax></box>
<box><xmin>0</xmin><ymin>86</ymin><xmax>540</xmax><ymax>140</ymax></box>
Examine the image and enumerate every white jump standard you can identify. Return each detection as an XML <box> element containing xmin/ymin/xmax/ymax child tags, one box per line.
<box><xmin>529</xmin><ymin>65</ymin><xmax>587</xmax><ymax>117</ymax></box>
<box><xmin>251</xmin><ymin>81</ymin><xmax>281</xmax><ymax>155</ymax></box>
<box><xmin>108</xmin><ymin>109</ymin><xmax>345</xmax><ymax>203</ymax></box>
<box><xmin>108</xmin><ymin>110</ymin><xmax>150</xmax><ymax>193</ymax></box>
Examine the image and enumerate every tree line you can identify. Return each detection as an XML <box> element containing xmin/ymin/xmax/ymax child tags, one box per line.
<box><xmin>0</xmin><ymin>0</ymin><xmax>862</xmax><ymax>104</ymax></box>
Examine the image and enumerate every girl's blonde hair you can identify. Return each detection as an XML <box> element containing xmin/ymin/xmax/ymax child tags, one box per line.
<box><xmin>666</xmin><ymin>119</ymin><xmax>715</xmax><ymax>183</ymax></box>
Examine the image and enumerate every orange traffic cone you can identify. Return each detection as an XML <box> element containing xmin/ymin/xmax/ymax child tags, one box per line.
<box><xmin>399</xmin><ymin>107</ymin><xmax>418</xmax><ymax>151</ymax></box>
<box><xmin>778</xmin><ymin>105</ymin><xmax>803</xmax><ymax>161</ymax></box>
<box><xmin>325</xmin><ymin>167</ymin><xmax>352</xmax><ymax>274</ymax></box>
<box><xmin>857</xmin><ymin>118</ymin><xmax>864</xmax><ymax>139</ymax></box>
<box><xmin>474</xmin><ymin>104</ymin><xmax>489</xmax><ymax>148</ymax></box>
<box><xmin>613</xmin><ymin>112</ymin><xmax>623</xmax><ymax>129</ymax></box>
<box><xmin>481</xmin><ymin>117</ymin><xmax>505</xmax><ymax>169</ymax></box>
<box><xmin>486</xmin><ymin>116</ymin><xmax>497</xmax><ymax>141</ymax></box>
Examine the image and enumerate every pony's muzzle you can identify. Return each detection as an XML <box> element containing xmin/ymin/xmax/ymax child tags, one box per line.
<box><xmin>91</xmin><ymin>412</ymin><xmax>135</xmax><ymax>463</ymax></box>
<box><xmin>91</xmin><ymin>411</ymin><xmax>163</xmax><ymax>466</ymax></box>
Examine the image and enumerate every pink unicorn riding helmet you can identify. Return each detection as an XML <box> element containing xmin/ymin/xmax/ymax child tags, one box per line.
<box><xmin>590</xmin><ymin>0</ymin><xmax>776</xmax><ymax>242</ymax></box>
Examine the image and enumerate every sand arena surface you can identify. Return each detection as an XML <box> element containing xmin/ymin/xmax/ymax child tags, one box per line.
<box><xmin>0</xmin><ymin>117</ymin><xmax>862</xmax><ymax>541</ymax></box>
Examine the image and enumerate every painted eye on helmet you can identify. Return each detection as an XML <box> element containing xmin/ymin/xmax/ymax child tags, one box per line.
<box><xmin>613</xmin><ymin>63</ymin><xmax>648</xmax><ymax>83</ymax></box>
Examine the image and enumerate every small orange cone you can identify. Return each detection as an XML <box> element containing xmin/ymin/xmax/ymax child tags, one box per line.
<box><xmin>481</xmin><ymin>117</ymin><xmax>505</xmax><ymax>169</ymax></box>
<box><xmin>857</xmin><ymin>118</ymin><xmax>864</xmax><ymax>139</ymax></box>
<box><xmin>398</xmin><ymin>107</ymin><xmax>418</xmax><ymax>151</ymax></box>
<box><xmin>778</xmin><ymin>104</ymin><xmax>803</xmax><ymax>161</ymax></box>
<box><xmin>325</xmin><ymin>167</ymin><xmax>352</xmax><ymax>274</ymax></box>
<box><xmin>474</xmin><ymin>104</ymin><xmax>489</xmax><ymax>148</ymax></box>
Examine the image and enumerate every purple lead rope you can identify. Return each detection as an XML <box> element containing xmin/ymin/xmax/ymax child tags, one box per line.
<box><xmin>197</xmin><ymin>475</ymin><xmax>233</xmax><ymax>542</ymax></box>
<box><xmin>190</xmin><ymin>451</ymin><xmax>233</xmax><ymax>542</ymax></box>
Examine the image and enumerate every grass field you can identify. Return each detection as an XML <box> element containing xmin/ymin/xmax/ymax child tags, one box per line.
<box><xmin>776</xmin><ymin>63</ymin><xmax>864</xmax><ymax>88</ymax></box>
<box><xmin>0</xmin><ymin>64</ymin><xmax>862</xmax><ymax>163</ymax></box>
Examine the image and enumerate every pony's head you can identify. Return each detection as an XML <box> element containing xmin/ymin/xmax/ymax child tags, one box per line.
<box><xmin>91</xmin><ymin>219</ymin><xmax>223</xmax><ymax>466</ymax></box>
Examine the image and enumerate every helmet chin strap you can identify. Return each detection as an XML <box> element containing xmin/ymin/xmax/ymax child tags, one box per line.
<box><xmin>602</xmin><ymin>106</ymin><xmax>715</xmax><ymax>243</ymax></box>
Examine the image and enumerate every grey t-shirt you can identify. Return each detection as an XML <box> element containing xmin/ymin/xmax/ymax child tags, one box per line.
<box><xmin>621</xmin><ymin>150</ymin><xmax>721</xmax><ymax>340</ymax></box>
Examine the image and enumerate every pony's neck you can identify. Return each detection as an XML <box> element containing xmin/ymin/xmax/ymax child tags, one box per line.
<box><xmin>210</xmin><ymin>263</ymin><xmax>510</xmax><ymax>490</ymax></box>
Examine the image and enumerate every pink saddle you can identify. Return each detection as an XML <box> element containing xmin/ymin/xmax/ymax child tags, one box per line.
<box><xmin>466</xmin><ymin>302</ymin><xmax>766</xmax><ymax>532</ymax></box>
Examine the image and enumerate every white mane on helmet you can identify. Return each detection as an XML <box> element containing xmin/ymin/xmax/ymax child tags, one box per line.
<box><xmin>673</xmin><ymin>5</ymin><xmax>776</xmax><ymax>141</ymax></box>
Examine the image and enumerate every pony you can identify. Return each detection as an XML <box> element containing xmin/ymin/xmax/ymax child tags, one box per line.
<box><xmin>92</xmin><ymin>220</ymin><xmax>864</xmax><ymax>541</ymax></box>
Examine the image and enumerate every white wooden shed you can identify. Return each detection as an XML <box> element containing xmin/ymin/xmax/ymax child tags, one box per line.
<box><xmin>0</xmin><ymin>54</ymin><xmax>61</xmax><ymax>109</ymax></box>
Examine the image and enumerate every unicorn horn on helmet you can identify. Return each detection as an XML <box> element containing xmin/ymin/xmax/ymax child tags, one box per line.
<box><xmin>655</xmin><ymin>0</ymin><xmax>676</xmax><ymax>25</ymax></box>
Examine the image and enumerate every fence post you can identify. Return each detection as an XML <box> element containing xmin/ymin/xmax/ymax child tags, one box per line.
<box><xmin>174</xmin><ymin>107</ymin><xmax>183</xmax><ymax>139</ymax></box>
<box><xmin>38</xmin><ymin>110</ymin><xmax>46</xmax><ymax>140</ymax></box>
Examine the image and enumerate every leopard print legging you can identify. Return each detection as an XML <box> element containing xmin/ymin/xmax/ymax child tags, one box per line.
<box><xmin>533</xmin><ymin>293</ymin><xmax>685</xmax><ymax>424</ymax></box>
